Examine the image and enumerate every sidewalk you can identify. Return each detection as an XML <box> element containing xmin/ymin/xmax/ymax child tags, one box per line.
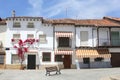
<box><xmin>0</xmin><ymin>68</ymin><xmax>120</xmax><ymax>80</ymax></box>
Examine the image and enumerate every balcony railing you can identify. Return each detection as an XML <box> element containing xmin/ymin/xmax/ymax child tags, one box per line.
<box><xmin>111</xmin><ymin>39</ymin><xmax>120</xmax><ymax>46</ymax></box>
<box><xmin>99</xmin><ymin>39</ymin><xmax>120</xmax><ymax>47</ymax></box>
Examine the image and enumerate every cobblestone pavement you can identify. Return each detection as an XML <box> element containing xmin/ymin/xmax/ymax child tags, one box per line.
<box><xmin>0</xmin><ymin>68</ymin><xmax>120</xmax><ymax>80</ymax></box>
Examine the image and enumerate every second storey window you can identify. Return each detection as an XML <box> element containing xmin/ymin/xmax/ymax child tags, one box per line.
<box><xmin>27</xmin><ymin>34</ymin><xmax>34</xmax><ymax>39</ymax></box>
<box><xmin>27</xmin><ymin>22</ymin><xmax>34</xmax><ymax>28</ymax></box>
<box><xmin>58</xmin><ymin>37</ymin><xmax>71</xmax><ymax>47</ymax></box>
<box><xmin>13</xmin><ymin>22</ymin><xmax>21</xmax><ymax>28</ymax></box>
<box><xmin>39</xmin><ymin>35</ymin><xmax>47</xmax><ymax>43</ymax></box>
<box><xmin>111</xmin><ymin>31</ymin><xmax>120</xmax><ymax>46</ymax></box>
<box><xmin>80</xmin><ymin>31</ymin><xmax>88</xmax><ymax>46</ymax></box>
<box><xmin>13</xmin><ymin>34</ymin><xmax>21</xmax><ymax>43</ymax></box>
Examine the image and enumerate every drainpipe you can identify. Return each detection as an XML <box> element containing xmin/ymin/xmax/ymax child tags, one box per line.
<box><xmin>75</xmin><ymin>26</ymin><xmax>80</xmax><ymax>69</ymax></box>
<box><xmin>97</xmin><ymin>27</ymin><xmax>99</xmax><ymax>47</ymax></box>
<box><xmin>109</xmin><ymin>27</ymin><xmax>111</xmax><ymax>46</ymax></box>
<box><xmin>53</xmin><ymin>25</ymin><xmax>55</xmax><ymax>50</ymax></box>
<box><xmin>92</xmin><ymin>28</ymin><xmax>94</xmax><ymax>47</ymax></box>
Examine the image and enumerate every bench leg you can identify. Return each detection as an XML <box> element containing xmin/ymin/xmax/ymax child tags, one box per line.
<box><xmin>46</xmin><ymin>72</ymin><xmax>50</xmax><ymax>76</ymax></box>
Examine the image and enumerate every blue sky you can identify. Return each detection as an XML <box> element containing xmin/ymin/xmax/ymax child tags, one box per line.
<box><xmin>1</xmin><ymin>0</ymin><xmax>120</xmax><ymax>19</ymax></box>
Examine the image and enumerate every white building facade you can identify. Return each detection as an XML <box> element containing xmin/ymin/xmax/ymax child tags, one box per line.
<box><xmin>5</xmin><ymin>17</ymin><xmax>55</xmax><ymax>69</ymax></box>
<box><xmin>0</xmin><ymin>16</ymin><xmax>120</xmax><ymax>69</ymax></box>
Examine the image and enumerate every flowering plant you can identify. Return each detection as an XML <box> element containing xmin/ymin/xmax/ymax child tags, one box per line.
<box><xmin>11</xmin><ymin>38</ymin><xmax>39</xmax><ymax>69</ymax></box>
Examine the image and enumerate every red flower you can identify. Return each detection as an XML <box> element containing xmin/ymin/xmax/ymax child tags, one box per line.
<box><xmin>18</xmin><ymin>39</ymin><xmax>23</xmax><ymax>46</ymax></box>
<box><xmin>11</xmin><ymin>39</ymin><xmax>15</xmax><ymax>42</ymax></box>
<box><xmin>36</xmin><ymin>39</ymin><xmax>39</xmax><ymax>42</ymax></box>
<box><xmin>24</xmin><ymin>48</ymin><xmax>28</xmax><ymax>52</ymax></box>
<box><xmin>14</xmin><ymin>46</ymin><xmax>17</xmax><ymax>48</ymax></box>
<box><xmin>32</xmin><ymin>39</ymin><xmax>35</xmax><ymax>42</ymax></box>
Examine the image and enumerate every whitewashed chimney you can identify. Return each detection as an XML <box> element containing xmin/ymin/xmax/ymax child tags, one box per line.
<box><xmin>12</xmin><ymin>10</ymin><xmax>15</xmax><ymax>17</ymax></box>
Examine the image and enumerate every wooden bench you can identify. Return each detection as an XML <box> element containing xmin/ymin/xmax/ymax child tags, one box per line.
<box><xmin>45</xmin><ymin>66</ymin><xmax>61</xmax><ymax>76</ymax></box>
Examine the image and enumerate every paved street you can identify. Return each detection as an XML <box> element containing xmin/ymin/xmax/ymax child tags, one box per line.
<box><xmin>0</xmin><ymin>68</ymin><xmax>120</xmax><ymax>80</ymax></box>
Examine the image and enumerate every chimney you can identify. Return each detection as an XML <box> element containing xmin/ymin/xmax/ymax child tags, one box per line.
<box><xmin>12</xmin><ymin>10</ymin><xmax>15</xmax><ymax>17</ymax></box>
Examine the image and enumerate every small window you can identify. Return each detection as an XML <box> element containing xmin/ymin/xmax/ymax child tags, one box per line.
<box><xmin>27</xmin><ymin>34</ymin><xmax>34</xmax><ymax>39</ymax></box>
<box><xmin>39</xmin><ymin>35</ymin><xmax>47</xmax><ymax>43</ymax></box>
<box><xmin>58</xmin><ymin>37</ymin><xmax>70</xmax><ymax>47</ymax></box>
<box><xmin>13</xmin><ymin>34</ymin><xmax>21</xmax><ymax>43</ymax></box>
<box><xmin>42</xmin><ymin>52</ymin><xmax>51</xmax><ymax>62</ymax></box>
<box><xmin>83</xmin><ymin>58</ymin><xmax>90</xmax><ymax>64</ymax></box>
<box><xmin>94</xmin><ymin>57</ymin><xmax>104</xmax><ymax>62</ymax></box>
<box><xmin>0</xmin><ymin>55</ymin><xmax>4</xmax><ymax>64</ymax></box>
<box><xmin>80</xmin><ymin>31</ymin><xmax>88</xmax><ymax>46</ymax></box>
<box><xmin>55</xmin><ymin>55</ymin><xmax>63</xmax><ymax>62</ymax></box>
<box><xmin>13</xmin><ymin>22</ymin><xmax>21</xmax><ymax>28</ymax></box>
<box><xmin>13</xmin><ymin>34</ymin><xmax>20</xmax><ymax>39</ymax></box>
<box><xmin>27</xmin><ymin>22</ymin><xmax>34</xmax><ymax>28</ymax></box>
<box><xmin>12</xmin><ymin>54</ymin><xmax>20</xmax><ymax>64</ymax></box>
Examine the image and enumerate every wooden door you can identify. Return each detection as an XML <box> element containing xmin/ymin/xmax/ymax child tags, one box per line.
<box><xmin>111</xmin><ymin>53</ymin><xmax>120</xmax><ymax>67</ymax></box>
<box><xmin>63</xmin><ymin>55</ymin><xmax>71</xmax><ymax>69</ymax></box>
<box><xmin>27</xmin><ymin>55</ymin><xmax>36</xmax><ymax>69</ymax></box>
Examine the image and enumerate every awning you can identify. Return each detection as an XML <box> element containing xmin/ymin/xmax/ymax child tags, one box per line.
<box><xmin>54</xmin><ymin>50</ymin><xmax>73</xmax><ymax>55</ymax></box>
<box><xmin>76</xmin><ymin>49</ymin><xmax>111</xmax><ymax>58</ymax></box>
<box><xmin>0</xmin><ymin>49</ymin><xmax>5</xmax><ymax>55</ymax></box>
<box><xmin>55</xmin><ymin>32</ymin><xmax>73</xmax><ymax>38</ymax></box>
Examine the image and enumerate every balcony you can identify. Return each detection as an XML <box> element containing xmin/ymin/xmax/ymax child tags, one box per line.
<box><xmin>111</xmin><ymin>39</ymin><xmax>120</xmax><ymax>46</ymax></box>
<box><xmin>99</xmin><ymin>39</ymin><xmax>120</xmax><ymax>47</ymax></box>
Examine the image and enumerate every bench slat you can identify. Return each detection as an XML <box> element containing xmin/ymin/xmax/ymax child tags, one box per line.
<box><xmin>45</xmin><ymin>66</ymin><xmax>61</xmax><ymax>76</ymax></box>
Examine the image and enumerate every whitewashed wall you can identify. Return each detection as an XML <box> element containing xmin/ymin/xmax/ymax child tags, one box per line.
<box><xmin>54</xmin><ymin>25</ymin><xmax>75</xmax><ymax>49</ymax></box>
<box><xmin>0</xmin><ymin>25</ymin><xmax>7</xmax><ymax>47</ymax></box>
<box><xmin>6</xmin><ymin>20</ymin><xmax>53</xmax><ymax>49</ymax></box>
<box><xmin>5</xmin><ymin>18</ymin><xmax>54</xmax><ymax>64</ymax></box>
<box><xmin>76</xmin><ymin>27</ymin><xmax>93</xmax><ymax>47</ymax></box>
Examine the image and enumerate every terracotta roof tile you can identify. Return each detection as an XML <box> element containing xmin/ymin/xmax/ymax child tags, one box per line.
<box><xmin>0</xmin><ymin>19</ymin><xmax>6</xmax><ymax>25</ymax></box>
<box><xmin>43</xmin><ymin>18</ymin><xmax>120</xmax><ymax>27</ymax></box>
<box><xmin>7</xmin><ymin>16</ymin><xmax>43</xmax><ymax>19</ymax></box>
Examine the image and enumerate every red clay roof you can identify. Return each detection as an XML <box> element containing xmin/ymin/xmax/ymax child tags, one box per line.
<box><xmin>0</xmin><ymin>19</ymin><xmax>6</xmax><ymax>25</ymax></box>
<box><xmin>43</xmin><ymin>18</ymin><xmax>120</xmax><ymax>27</ymax></box>
<box><xmin>7</xmin><ymin>16</ymin><xmax>43</xmax><ymax>19</ymax></box>
<box><xmin>104</xmin><ymin>16</ymin><xmax>120</xmax><ymax>22</ymax></box>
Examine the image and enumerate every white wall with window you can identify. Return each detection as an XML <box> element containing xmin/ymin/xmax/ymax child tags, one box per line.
<box><xmin>6</xmin><ymin>17</ymin><xmax>54</xmax><ymax>66</ymax></box>
<box><xmin>78</xmin><ymin>57</ymin><xmax>111</xmax><ymax>68</ymax></box>
<box><xmin>76</xmin><ymin>27</ymin><xmax>93</xmax><ymax>47</ymax></box>
<box><xmin>11</xmin><ymin>54</ymin><xmax>20</xmax><ymax>64</ymax></box>
<box><xmin>99</xmin><ymin>28</ymin><xmax>110</xmax><ymax>46</ymax></box>
<box><xmin>54</xmin><ymin>25</ymin><xmax>75</xmax><ymax>49</ymax></box>
<box><xmin>80</xmin><ymin>31</ymin><xmax>88</xmax><ymax>46</ymax></box>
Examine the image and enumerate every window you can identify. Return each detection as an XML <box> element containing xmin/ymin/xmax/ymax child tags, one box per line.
<box><xmin>13</xmin><ymin>22</ymin><xmax>21</xmax><ymax>28</ymax></box>
<box><xmin>42</xmin><ymin>52</ymin><xmax>51</xmax><ymax>62</ymax></box>
<box><xmin>27</xmin><ymin>34</ymin><xmax>34</xmax><ymax>39</ymax></box>
<box><xmin>0</xmin><ymin>55</ymin><xmax>4</xmax><ymax>64</ymax></box>
<box><xmin>94</xmin><ymin>57</ymin><xmax>104</xmax><ymax>62</ymax></box>
<box><xmin>80</xmin><ymin>31</ymin><xmax>88</xmax><ymax>46</ymax></box>
<box><xmin>13</xmin><ymin>34</ymin><xmax>21</xmax><ymax>43</ymax></box>
<box><xmin>12</xmin><ymin>54</ymin><xmax>20</xmax><ymax>64</ymax></box>
<box><xmin>111</xmin><ymin>31</ymin><xmax>120</xmax><ymax>46</ymax></box>
<box><xmin>39</xmin><ymin>35</ymin><xmax>47</xmax><ymax>43</ymax></box>
<box><xmin>55</xmin><ymin>55</ymin><xmax>63</xmax><ymax>62</ymax></box>
<box><xmin>13</xmin><ymin>34</ymin><xmax>20</xmax><ymax>39</ymax></box>
<box><xmin>83</xmin><ymin>58</ymin><xmax>90</xmax><ymax>64</ymax></box>
<box><xmin>27</xmin><ymin>22</ymin><xmax>34</xmax><ymax>28</ymax></box>
<box><xmin>58</xmin><ymin>37</ymin><xmax>70</xmax><ymax>47</ymax></box>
